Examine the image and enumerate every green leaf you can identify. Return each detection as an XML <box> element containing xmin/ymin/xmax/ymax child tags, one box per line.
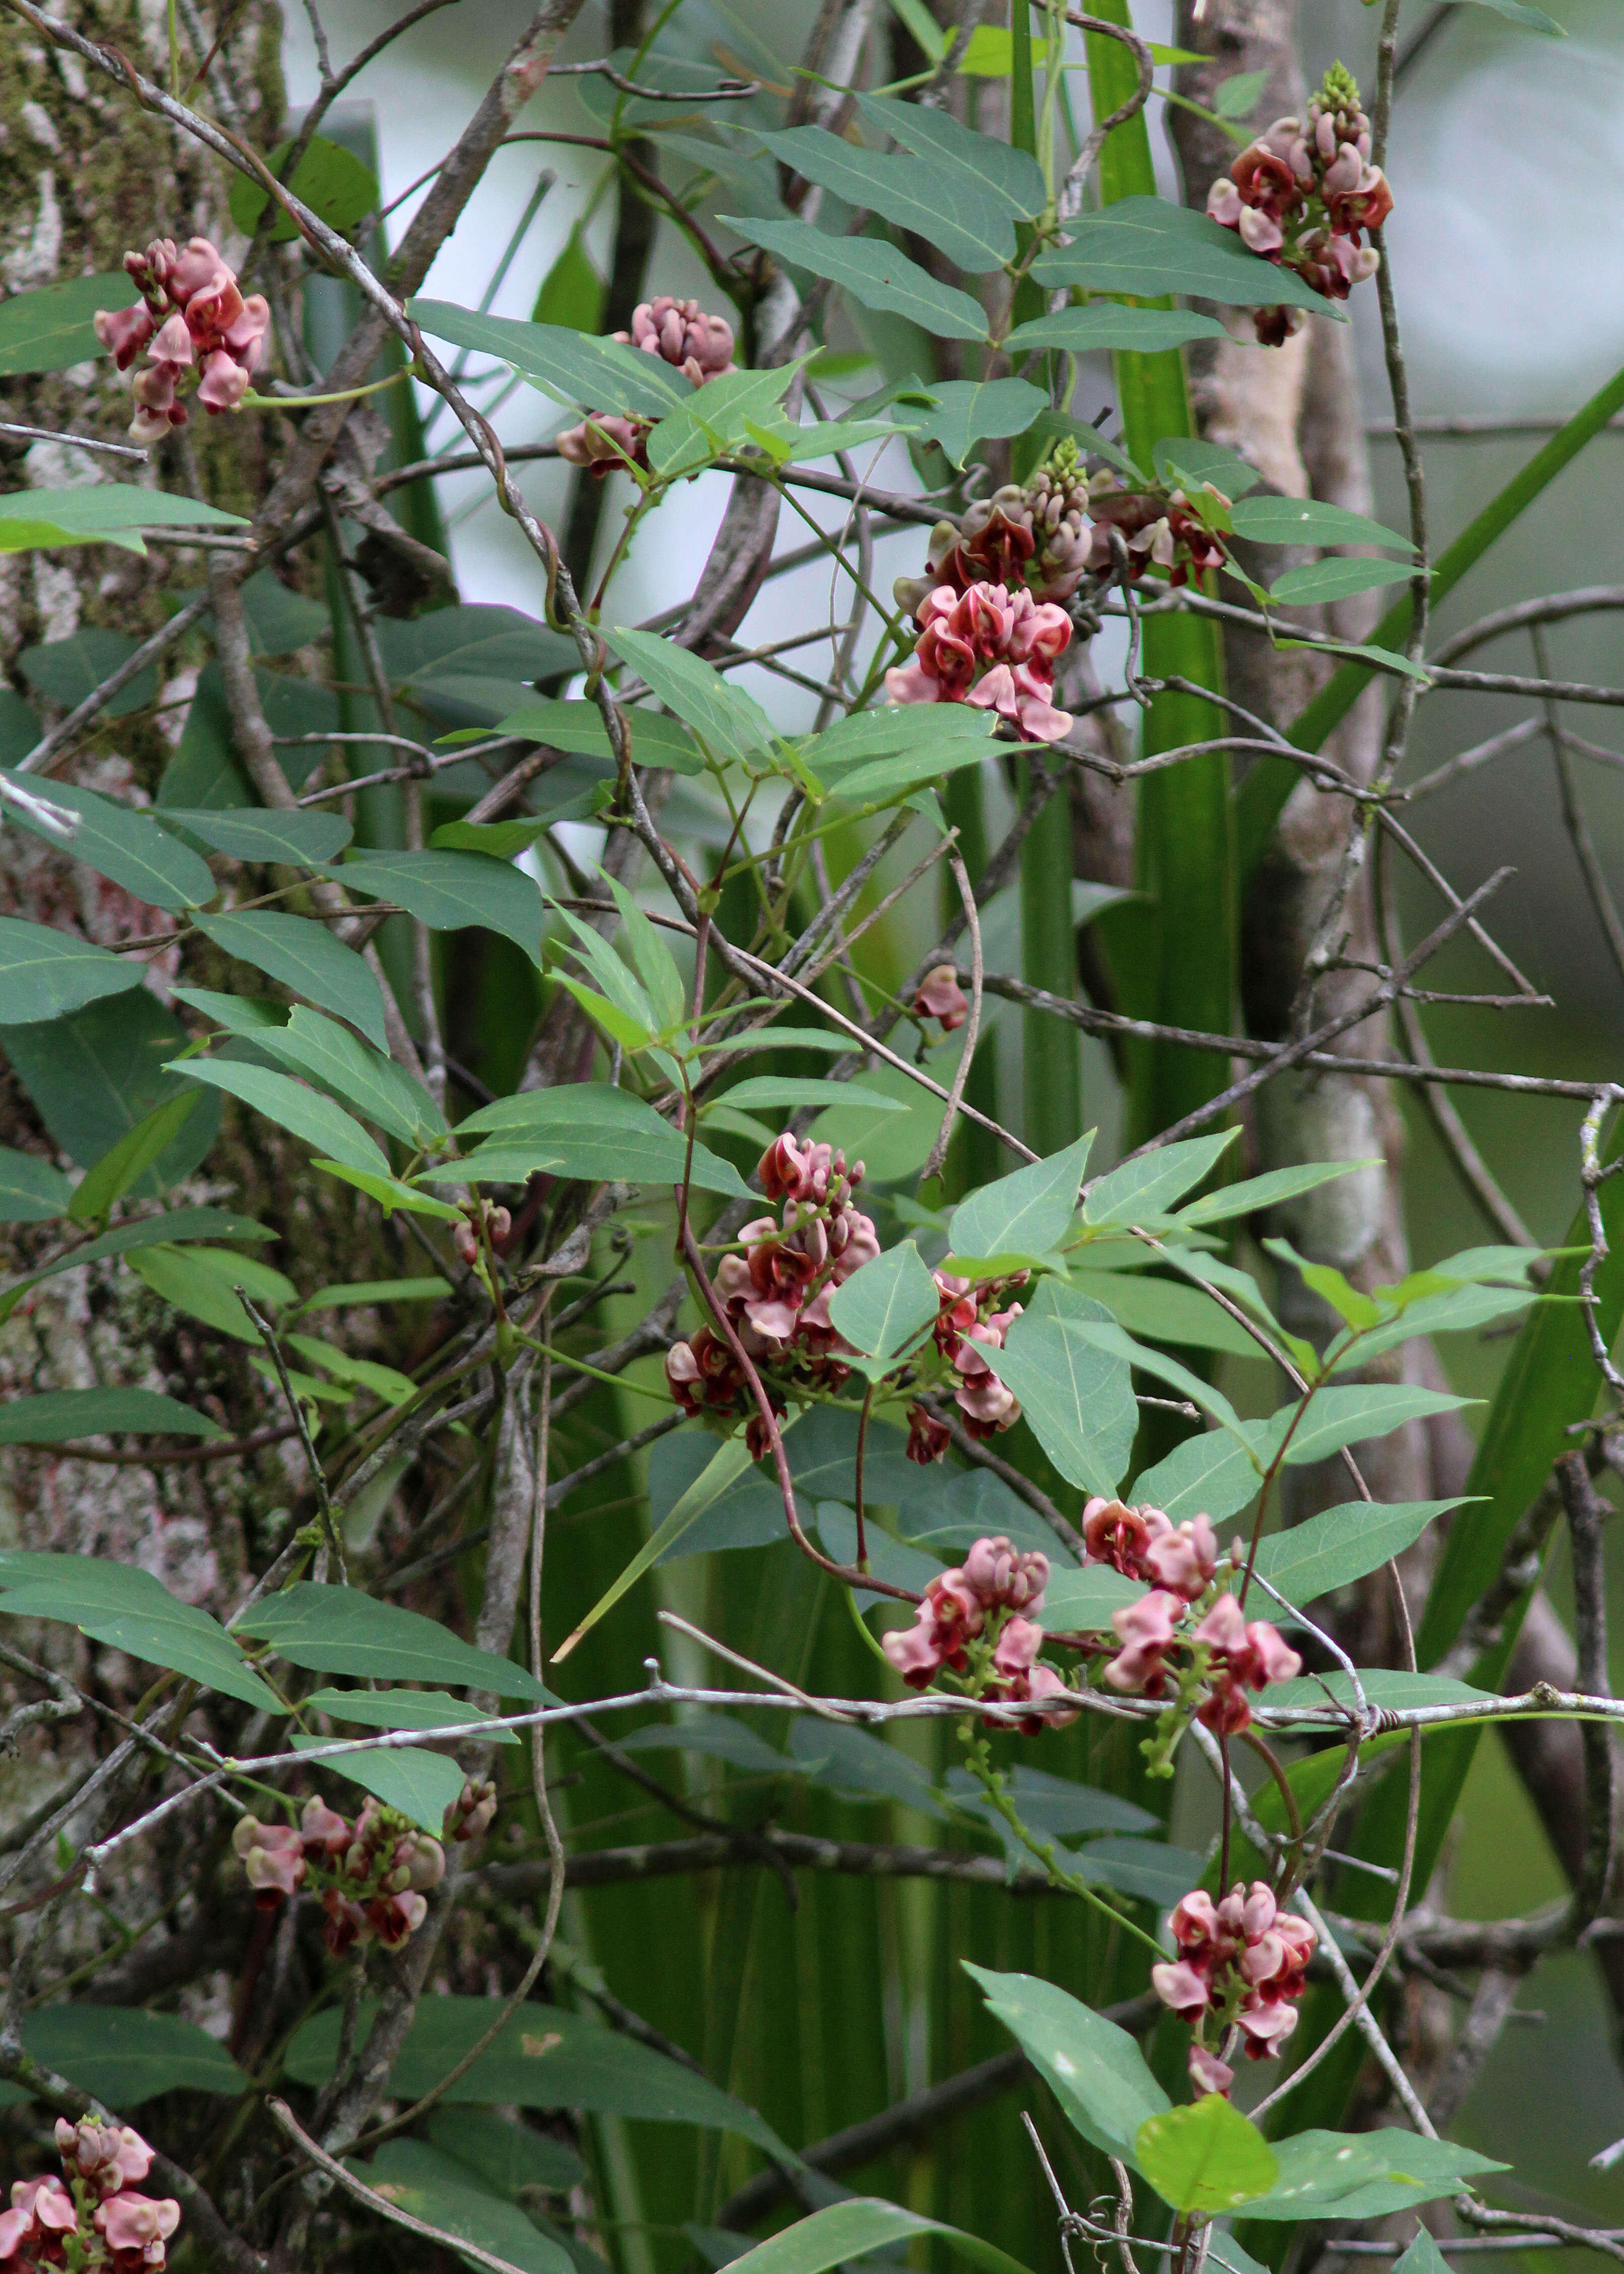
<box><xmin>1253</xmin><ymin>1500</ymin><xmax>1468</xmax><ymax>1605</ymax></box>
<box><xmin>855</xmin><ymin>93</ymin><xmax>1045</xmax><ymax>218</ymax></box>
<box><xmin>694</xmin><ymin>1026</ymin><xmax>858</xmax><ymax>1057</ymax></box>
<box><xmin>285</xmin><ymin>1996</ymin><xmax>787</xmax><ymax>2152</ymax></box>
<box><xmin>714</xmin><ymin>1078</ymin><xmax>904</xmax><ymax>1117</ymax></box>
<box><xmin>819</xmin><ymin>728</ymin><xmax>1000</xmax><ymax>805</ymax></box>
<box><xmin>1326</xmin><ymin>1282</ymin><xmax>1539</xmax><ymax>1369</ymax></box>
<box><xmin>827</xmin><ymin>1239</ymin><xmax>939</xmax><ymax>1362</ymax></box>
<box><xmin>966</xmin><ymin>1964</ymin><xmax>1169</xmax><ymax>2167</ymax></box>
<box><xmin>452</xmin><ymin>1085</ymin><xmax>745</xmax><ymax>1198</ymax></box>
<box><xmin>354</xmin><ymin>2143</ymin><xmax>573</xmax><ymax>2274</ymax></box>
<box><xmin>1038</xmin><ymin>1564</ymin><xmax>1149</xmax><ymax>1628</ymax></box>
<box><xmin>21</xmin><ymin>2008</ymin><xmax>247</xmax><ymax>2103</ymax></box>
<box><xmin>1132</xmin><ymin>1422</ymin><xmax>1269</xmax><ymax>1522</ymax></box>
<box><xmin>286</xmin><ymin>1334</ymin><xmax>416</xmax><ymax>1406</ymax></box>
<box><xmin>0</xmin><ymin>487</ymin><xmax>247</xmax><ymax>557</ymax></box>
<box><xmin>228</xmin><ymin>133</ymin><xmax>379</xmax><ymax>242</ymax></box>
<box><xmin>256</xmin><ymin>1007</ymin><xmax>448</xmax><ymax>1148</ymax></box>
<box><xmin>162</xmin><ymin>806</ymin><xmax>353</xmax><ymax>866</ymax></box>
<box><xmin>328</xmin><ymin>849</ymin><xmax>545</xmax><ymax>959</ymax></box>
<box><xmin>618</xmin><ymin>1712</ymin><xmax>790</xmax><ymax>1777</ymax></box>
<box><xmin>0</xmin><ymin>770</ymin><xmax>216</xmax><ymax>908</ymax></box>
<box><xmin>67</xmin><ymin>1094</ymin><xmax>200</xmax><ymax>1224</ymax></box>
<box><xmin>598</xmin><ymin>873</ymin><xmax>687</xmax><ymax>1031</ymax></box>
<box><xmin>18</xmin><ymin>631</ymin><xmax>155</xmax><ymax>717</ymax></box>
<box><xmin>1228</xmin><ymin>496</ymin><xmax>1416</xmax><ymax>554</ymax></box>
<box><xmin>1138</xmin><ymin>2098</ymin><xmax>1279</xmax><ymax>2215</ymax></box>
<box><xmin>1263</xmin><ymin>1237</ymin><xmax>1381</xmax><ymax>1329</ymax></box>
<box><xmin>1032</xmin><ymin>197</ymin><xmax>1338</xmax><ymax>316</ymax></box>
<box><xmin>297</xmin><ymin>1277</ymin><xmax>451</xmax><ymax>1312</ymax></box>
<box><xmin>0</xmin><ymin>991</ymin><xmax>227</xmax><ymax>1193</ymax></box>
<box><xmin>909</xmin><ymin>377</ymin><xmax>1048</xmax><ymax>469</ymax></box>
<box><xmin>317</xmin><ymin>1160</ymin><xmax>465</xmax><ymax>1220</ymax></box>
<box><xmin>1004</xmin><ymin>306</ymin><xmax>1227</xmax><ymax>354</ymax></box>
<box><xmin>306</xmin><ymin>1687</ymin><xmax>521</xmax><ymax>1744</ymax></box>
<box><xmin>409</xmin><ymin>299</ymin><xmax>693</xmax><ymax>419</ymax></box>
<box><xmin>1459</xmin><ymin>0</ymin><xmax>1562</xmax><ymax>30</ymax></box>
<box><xmin>1281</xmin><ymin>1383</ymin><xmax>1475</xmax><ymax>1466</ymax></box>
<box><xmin>1213</xmin><ymin>67</ymin><xmax>1269</xmax><ymax>117</ymax></box>
<box><xmin>0</xmin><ymin>1208</ymin><xmax>271</xmax><ymax>1316</ymax></box>
<box><xmin>1269</xmin><ymin>558</ymin><xmax>1418</xmax><ymax>605</ymax></box>
<box><xmin>193</xmin><ymin>911</ymin><xmax>388</xmax><ymax>1051</ymax></box>
<box><xmin>1241</xmin><ymin>2129</ymin><xmax>1506</xmax><ymax>2220</ymax></box>
<box><xmin>0</xmin><ymin>1144</ymin><xmax>70</xmax><ymax>1222</ymax></box>
<box><xmin>646</xmin><ymin>364</ymin><xmax>803</xmax><ymax>480</ymax></box>
<box><xmin>2</xmin><ymin>273</ymin><xmax>137</xmax><ymax>375</ymax></box>
<box><xmin>1068</xmin><ymin>1268</ymin><xmax>1263</xmax><ymax>1358</ymax></box>
<box><xmin>0</xmin><ymin>1389</ymin><xmax>226</xmax><ymax>1444</ymax></box>
<box><xmin>533</xmin><ymin>218</ymin><xmax>604</xmax><ymax>332</ymax></box>
<box><xmin>720</xmin><ymin>217</ymin><xmax>991</xmax><ymax>344</ymax></box>
<box><xmin>126</xmin><ymin>1242</ymin><xmax>298</xmax><ymax>1342</ymax></box>
<box><xmin>1153</xmin><ymin>436</ymin><xmax>1262</xmax><ymax>496</ymax></box>
<box><xmin>800</xmin><ymin>704</ymin><xmax>994</xmax><ymax>782</ymax></box>
<box><xmin>949</xmin><ymin>1131</ymin><xmax>1093</xmax><ymax>1261</ymax></box>
<box><xmin>1176</xmin><ymin>1159</ymin><xmax>1370</xmax><ymax>1227</ymax></box>
<box><xmin>602</xmin><ymin>626</ymin><xmax>774</xmax><ymax>767</ymax></box>
<box><xmin>167</xmin><ymin>1057</ymin><xmax>391</xmax><ymax>1178</ymax></box>
<box><xmin>1259</xmin><ymin>1670</ymin><xmax>1497</xmax><ymax>1719</ymax></box>
<box><xmin>0</xmin><ymin>1553</ymin><xmax>277</xmax><ymax>1710</ymax></box>
<box><xmin>757</xmin><ymin>127</ymin><xmax>1017</xmax><ymax>272</ymax></box>
<box><xmin>290</xmin><ymin>1731</ymin><xmax>466</xmax><ymax>1834</ymax></box>
<box><xmin>980</xmin><ymin>1285</ymin><xmax>1140</xmax><ymax>1495</ymax></box>
<box><xmin>0</xmin><ymin>917</ymin><xmax>145</xmax><ymax>1022</ymax></box>
<box><xmin>231</xmin><ymin>1581</ymin><xmax>549</xmax><ymax>1699</ymax></box>
<box><xmin>691</xmin><ymin>2201</ymin><xmax>1037</xmax><ymax>2274</ymax></box>
<box><xmin>427</xmin><ymin>2112</ymin><xmax>582</xmax><ymax>2198</ymax></box>
<box><xmin>473</xmin><ymin>696</ymin><xmax>701</xmax><ymax>776</ymax></box>
<box><xmin>1083</xmin><ymin>1129</ymin><xmax>1238</xmax><ymax>1225</ymax></box>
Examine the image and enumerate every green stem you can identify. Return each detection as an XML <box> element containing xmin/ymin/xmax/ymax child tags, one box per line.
<box><xmin>967</xmin><ymin>1740</ymin><xmax>1165</xmax><ymax>1957</ymax></box>
<box><xmin>1019</xmin><ymin>759</ymin><xmax>1082</xmax><ymax>1155</ymax></box>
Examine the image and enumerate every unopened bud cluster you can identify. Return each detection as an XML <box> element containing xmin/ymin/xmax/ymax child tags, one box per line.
<box><xmin>882</xmin><ymin>1533</ymin><xmax>1078</xmax><ymax>1730</ymax></box>
<box><xmin>1207</xmin><ymin>63</ymin><xmax>1392</xmax><ymax>345</ymax></box>
<box><xmin>1080</xmin><ymin>1497</ymin><xmax>1301</xmax><ymax>1752</ymax></box>
<box><xmin>454</xmin><ymin>1198</ymin><xmax>512</xmax><ymax>1267</ymax></box>
<box><xmin>667</xmin><ymin>1133</ymin><xmax>879</xmax><ymax>1457</ymax></box>
<box><xmin>558</xmin><ymin>296</ymin><xmax>736</xmax><ymax>473</ymax></box>
<box><xmin>896</xmin><ymin>443</ymin><xmax>1094</xmax><ymax>616</ymax></box>
<box><xmin>1084</xmin><ymin>471</ymin><xmax>1229</xmax><ymax>588</ymax></box>
<box><xmin>94</xmin><ymin>239</ymin><xmax>269</xmax><ymax>443</ymax></box>
<box><xmin>1153</xmin><ymin>1882</ymin><xmax>1318</xmax><ymax>2096</ymax></box>
<box><xmin>0</xmin><ymin>2122</ymin><xmax>178</xmax><ymax>2274</ymax></box>
<box><xmin>233</xmin><ymin>1780</ymin><xmax>493</xmax><ymax>1955</ymax></box>
<box><xmin>886</xmin><ymin>581</ymin><xmax>1074</xmax><ymax>744</ymax></box>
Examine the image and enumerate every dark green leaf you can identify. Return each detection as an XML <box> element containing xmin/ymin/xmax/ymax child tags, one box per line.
<box><xmin>0</xmin><ymin>1389</ymin><xmax>226</xmax><ymax>1444</ymax></box>
<box><xmin>980</xmin><ymin>1286</ymin><xmax>1139</xmax><ymax>1496</ymax></box>
<box><xmin>785</xmin><ymin>1718</ymin><xmax>947</xmax><ymax>1817</ymax></box>
<box><xmin>168</xmin><ymin>1057</ymin><xmax>391</xmax><ymax>1178</ymax></box>
<box><xmin>285</xmin><ymin>1997</ymin><xmax>787</xmax><ymax>2151</ymax></box>
<box><xmin>1137</xmin><ymin>2099</ymin><xmax>1278</xmax><ymax>2216</ymax></box>
<box><xmin>409</xmin><ymin>300</ymin><xmax>693</xmax><ymax>419</ymax></box>
<box><xmin>647</xmin><ymin>365</ymin><xmax>804</xmax><ymax>479</ymax></box>
<box><xmin>426</xmin><ymin>2111</ymin><xmax>584</xmax><ymax>2198</ymax></box>
<box><xmin>1153</xmin><ymin>436</ymin><xmax>1262</xmax><ymax>495</ymax></box>
<box><xmin>1269</xmin><ymin>559</ymin><xmax>1417</xmax><ymax>604</ymax></box>
<box><xmin>966</xmin><ymin>1964</ymin><xmax>1168</xmax><ymax>2166</ymax></box>
<box><xmin>855</xmin><ymin>93</ymin><xmax>1045</xmax><ymax>217</ymax></box>
<box><xmin>1458</xmin><ymin>0</ymin><xmax>1562</xmax><ymax>31</ymax></box>
<box><xmin>1260</xmin><ymin>1669</ymin><xmax>1498</xmax><ymax>1718</ymax></box>
<box><xmin>0</xmin><ymin>769</ymin><xmax>215</xmax><ymax>907</ymax></box>
<box><xmin>1083</xmin><ymin>1129</ymin><xmax>1238</xmax><ymax>1225</ymax></box>
<box><xmin>1038</xmin><ymin>1565</ymin><xmax>1149</xmax><ymax>1628</ymax></box>
<box><xmin>228</xmin><ymin>133</ymin><xmax>379</xmax><ymax>243</ymax></box>
<box><xmin>193</xmin><ymin>911</ymin><xmax>388</xmax><ymax>1051</ymax></box>
<box><xmin>1281</xmin><ymin>1383</ymin><xmax>1476</xmax><ymax>1466</ymax></box>
<box><xmin>233</xmin><ymin>1581</ymin><xmax>549</xmax><ymax>1699</ymax></box>
<box><xmin>1068</xmin><ymin>1268</ymin><xmax>1262</xmax><ymax>1357</ymax></box>
<box><xmin>827</xmin><ymin>1241</ymin><xmax>939</xmax><ymax>1362</ymax></box>
<box><xmin>533</xmin><ymin>219</ymin><xmax>604</xmax><ymax>332</ymax></box>
<box><xmin>0</xmin><ymin>1551</ymin><xmax>277</xmax><ymax>1710</ymax></box>
<box><xmin>619</xmin><ymin>1713</ymin><xmax>789</xmax><ymax>1777</ymax></box>
<box><xmin>1241</xmin><ymin>2129</ymin><xmax>1506</xmax><ymax>2220</ymax></box>
<box><xmin>695</xmin><ymin>2201</ymin><xmax>1037</xmax><ymax>2274</ymax></box>
<box><xmin>1253</xmin><ymin>1500</ymin><xmax>1467</xmax><ymax>1605</ymax></box>
<box><xmin>0</xmin><ymin>917</ymin><xmax>145</xmax><ymax>1022</ymax></box>
<box><xmin>0</xmin><ymin>993</ymin><xmax>225</xmax><ymax>1191</ymax></box>
<box><xmin>1229</xmin><ymin>496</ymin><xmax>1415</xmax><ymax>554</ymax></box>
<box><xmin>1004</xmin><ymin>307</ymin><xmax>1226</xmax><ymax>354</ymax></box>
<box><xmin>946</xmin><ymin>1764</ymin><xmax>1154</xmax><ymax>1841</ymax></box>
<box><xmin>475</xmin><ymin>697</ymin><xmax>702</xmax><ymax>776</ymax></box>
<box><xmin>355</xmin><ymin>2143</ymin><xmax>573</xmax><ymax>2274</ymax></box>
<box><xmin>125</xmin><ymin>1242</ymin><xmax>297</xmax><ymax>1341</ymax></box>
<box><xmin>716</xmin><ymin>1078</ymin><xmax>904</xmax><ymax>1117</ymax></box>
<box><xmin>290</xmin><ymin>1731</ymin><xmax>465</xmax><ymax>1833</ymax></box>
<box><xmin>448</xmin><ymin>1085</ymin><xmax>746</xmax><ymax>1199</ymax></box>
<box><xmin>163</xmin><ymin>806</ymin><xmax>353</xmax><ymax>866</ymax></box>
<box><xmin>909</xmin><ymin>377</ymin><xmax>1048</xmax><ymax>469</ymax></box>
<box><xmin>1032</xmin><ymin>198</ymin><xmax>1339</xmax><ymax>316</ymax></box>
<box><xmin>22</xmin><ymin>2008</ymin><xmax>247</xmax><ymax>2103</ymax></box>
<box><xmin>894</xmin><ymin>1464</ymin><xmax>1070</xmax><ymax>1564</ymax></box>
<box><xmin>2</xmin><ymin>274</ymin><xmax>136</xmax><ymax>376</ymax></box>
<box><xmin>720</xmin><ymin>218</ymin><xmax>991</xmax><ymax>343</ymax></box>
<box><xmin>1131</xmin><ymin>1423</ymin><xmax>1267</xmax><ymax>1522</ymax></box>
<box><xmin>0</xmin><ymin>1144</ymin><xmax>71</xmax><ymax>1222</ymax></box>
<box><xmin>255</xmin><ymin>1007</ymin><xmax>448</xmax><ymax>1147</ymax></box>
<box><xmin>603</xmin><ymin>627</ymin><xmax>774</xmax><ymax>767</ymax></box>
<box><xmin>327</xmin><ymin>849</ymin><xmax>544</xmax><ymax>958</ymax></box>
<box><xmin>16</xmin><ymin>630</ymin><xmax>154</xmax><ymax>719</ymax></box>
<box><xmin>306</xmin><ymin>1688</ymin><xmax>521</xmax><ymax>1743</ymax></box>
<box><xmin>757</xmin><ymin>127</ymin><xmax>1016</xmax><ymax>271</ymax></box>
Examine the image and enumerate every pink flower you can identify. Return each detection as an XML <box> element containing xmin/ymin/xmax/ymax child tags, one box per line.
<box><xmin>1021</xmin><ymin>1661</ymin><xmax>1080</xmax><ymax>1726</ymax></box>
<box><xmin>1081</xmin><ymin>1496</ymin><xmax>1172</xmax><ymax>1581</ymax></box>
<box><xmin>1235</xmin><ymin>1998</ymin><xmax>1301</xmax><ymax>2056</ymax></box>
<box><xmin>13</xmin><ymin>2181</ymin><xmax>74</xmax><ymax>2234</ymax></box>
<box><xmin>1144</xmin><ymin>1514</ymin><xmax>1218</xmax><ymax>1603</ymax></box>
<box><xmin>991</xmin><ymin>1614</ymin><xmax>1042</xmax><ymax>1679</ymax></box>
<box><xmin>1150</xmin><ymin>1959</ymin><xmax>1212</xmax><ymax>2020</ymax></box>
<box><xmin>444</xmin><ymin>1776</ymin><xmax>499</xmax><ymax>1844</ymax></box>
<box><xmin>1191</xmin><ymin>1594</ymin><xmax>1301</xmax><ymax>1735</ymax></box>
<box><xmin>913</xmin><ymin>965</ymin><xmax>968</xmax><ymax>1032</ymax></box>
<box><xmin>962</xmin><ymin>1535</ymin><xmax>1048</xmax><ymax>1615</ymax></box>
<box><xmin>93</xmin><ymin>302</ymin><xmax>155</xmax><ymax>368</ymax></box>
<box><xmin>369</xmin><ymin>1890</ymin><xmax>429</xmax><ymax>1947</ymax></box>
<box><xmin>95</xmin><ymin>2192</ymin><xmax>180</xmax><ymax>2271</ymax></box>
<box><xmin>882</xmin><ymin>1614</ymin><xmax>946</xmax><ymax>1687</ymax></box>
<box><xmin>231</xmin><ymin>1816</ymin><xmax>306</xmax><ymax>1905</ymax></box>
<box><xmin>97</xmin><ymin>236</ymin><xmax>270</xmax><ymax>439</ymax></box>
<box><xmin>628</xmin><ymin>295</ymin><xmax>736</xmax><ymax>384</ymax></box>
<box><xmin>884</xmin><ymin>582</ymin><xmax>1074</xmax><ymax>744</ymax></box>
<box><xmin>905</xmin><ymin>1404</ymin><xmax>951</xmax><ymax>1465</ymax></box>
<box><xmin>1188</xmin><ymin>2043</ymin><xmax>1235</xmax><ymax>2097</ymax></box>
<box><xmin>0</xmin><ymin>2212</ymin><xmax>31</xmax><ymax>2262</ymax></box>
<box><xmin>1102</xmin><ymin>1589</ymin><xmax>1186</xmax><ymax>1696</ymax></box>
<box><xmin>197</xmin><ymin>350</ymin><xmax>251</xmax><ymax>411</ymax></box>
<box><xmin>556</xmin><ymin>411</ymin><xmax>651</xmax><ymax>472</ymax></box>
<box><xmin>300</xmin><ymin>1797</ymin><xmax>351</xmax><ymax>1861</ymax></box>
<box><xmin>321</xmin><ymin>1890</ymin><xmax>371</xmax><ymax>1957</ymax></box>
<box><xmin>954</xmin><ymin>1373</ymin><xmax>1021</xmax><ymax>1439</ymax></box>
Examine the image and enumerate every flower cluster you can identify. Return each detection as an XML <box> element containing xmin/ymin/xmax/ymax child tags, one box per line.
<box><xmin>558</xmin><ymin>296</ymin><xmax>737</xmax><ymax>473</ymax></box>
<box><xmin>1153</xmin><ymin>1882</ymin><xmax>1317</xmax><ymax>2096</ymax></box>
<box><xmin>666</xmin><ymin>1133</ymin><xmax>879</xmax><ymax>1457</ymax></box>
<box><xmin>1084</xmin><ymin>471</ymin><xmax>1228</xmax><ymax>588</ymax></box>
<box><xmin>453</xmin><ymin>1199</ymin><xmax>512</xmax><ymax>1267</ymax></box>
<box><xmin>95</xmin><ymin>238</ymin><xmax>270</xmax><ymax>444</ymax></box>
<box><xmin>886</xmin><ymin>582</ymin><xmax>1074</xmax><ymax>744</ymax></box>
<box><xmin>232</xmin><ymin>1780</ymin><xmax>492</xmax><ymax>1956</ymax></box>
<box><xmin>0</xmin><ymin>2121</ymin><xmax>178</xmax><ymax>2274</ymax></box>
<box><xmin>882</xmin><ymin>1534</ymin><xmax>1078</xmax><ymax>1729</ymax></box>
<box><xmin>1207</xmin><ymin>63</ymin><xmax>1392</xmax><ymax>346</ymax></box>
<box><xmin>895</xmin><ymin>442</ymin><xmax>1094</xmax><ymax>616</ymax></box>
<box><xmin>1082</xmin><ymin>1497</ymin><xmax>1302</xmax><ymax>1736</ymax></box>
<box><xmin>929</xmin><ymin>1268</ymin><xmax>1027</xmax><ymax>1443</ymax></box>
<box><xmin>912</xmin><ymin>966</ymin><xmax>969</xmax><ymax>1033</ymax></box>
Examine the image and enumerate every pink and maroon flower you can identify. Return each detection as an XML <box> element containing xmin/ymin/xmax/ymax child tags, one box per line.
<box><xmin>885</xmin><ymin>582</ymin><xmax>1074</xmax><ymax>744</ymax></box>
<box><xmin>96</xmin><ymin>237</ymin><xmax>268</xmax><ymax>443</ymax></box>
